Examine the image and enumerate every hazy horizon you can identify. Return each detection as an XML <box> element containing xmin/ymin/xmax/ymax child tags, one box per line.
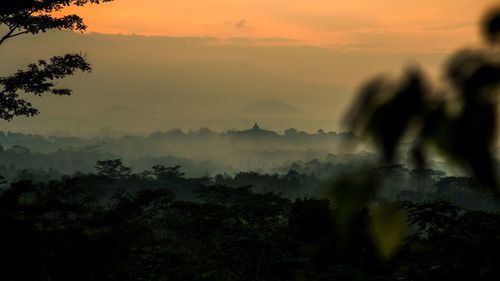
<box><xmin>0</xmin><ymin>30</ymin><xmax>451</xmax><ymax>135</ymax></box>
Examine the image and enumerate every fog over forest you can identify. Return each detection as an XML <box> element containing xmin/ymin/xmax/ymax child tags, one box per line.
<box><xmin>0</xmin><ymin>124</ymin><xmax>480</xmax><ymax>179</ymax></box>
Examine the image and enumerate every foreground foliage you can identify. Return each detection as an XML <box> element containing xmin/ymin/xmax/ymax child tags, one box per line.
<box><xmin>0</xmin><ymin>171</ymin><xmax>498</xmax><ymax>281</ymax></box>
<box><xmin>0</xmin><ymin>0</ymin><xmax>112</xmax><ymax>120</ymax></box>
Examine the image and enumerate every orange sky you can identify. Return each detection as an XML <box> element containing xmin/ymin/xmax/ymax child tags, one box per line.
<box><xmin>66</xmin><ymin>0</ymin><xmax>493</xmax><ymax>52</ymax></box>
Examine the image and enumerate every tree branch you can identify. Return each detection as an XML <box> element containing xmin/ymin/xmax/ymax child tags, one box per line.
<box><xmin>0</xmin><ymin>28</ymin><xmax>16</xmax><ymax>45</ymax></box>
<box><xmin>7</xmin><ymin>31</ymin><xmax>29</xmax><ymax>40</ymax></box>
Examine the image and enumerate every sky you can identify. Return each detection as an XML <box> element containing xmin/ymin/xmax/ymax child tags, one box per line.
<box><xmin>67</xmin><ymin>0</ymin><xmax>492</xmax><ymax>52</ymax></box>
<box><xmin>0</xmin><ymin>1</ymin><xmax>494</xmax><ymax>135</ymax></box>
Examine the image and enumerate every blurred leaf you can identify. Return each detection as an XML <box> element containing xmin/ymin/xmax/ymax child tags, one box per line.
<box><xmin>369</xmin><ymin>202</ymin><xmax>408</xmax><ymax>259</ymax></box>
<box><xmin>346</xmin><ymin>67</ymin><xmax>428</xmax><ymax>163</ymax></box>
<box><xmin>326</xmin><ymin>171</ymin><xmax>379</xmax><ymax>238</ymax></box>
<box><xmin>482</xmin><ymin>6</ymin><xmax>500</xmax><ymax>45</ymax></box>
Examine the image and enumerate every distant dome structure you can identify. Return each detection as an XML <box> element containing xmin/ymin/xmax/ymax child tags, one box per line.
<box><xmin>252</xmin><ymin>123</ymin><xmax>260</xmax><ymax>130</ymax></box>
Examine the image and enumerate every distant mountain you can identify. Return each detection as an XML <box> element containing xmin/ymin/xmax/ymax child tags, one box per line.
<box><xmin>240</xmin><ymin>100</ymin><xmax>306</xmax><ymax>117</ymax></box>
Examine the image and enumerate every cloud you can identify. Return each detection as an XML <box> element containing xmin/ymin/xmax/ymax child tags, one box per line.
<box><xmin>226</xmin><ymin>20</ymin><xmax>247</xmax><ymax>29</ymax></box>
<box><xmin>421</xmin><ymin>21</ymin><xmax>473</xmax><ymax>31</ymax></box>
<box><xmin>223</xmin><ymin>37</ymin><xmax>298</xmax><ymax>45</ymax></box>
<box><xmin>234</xmin><ymin>20</ymin><xmax>247</xmax><ymax>28</ymax></box>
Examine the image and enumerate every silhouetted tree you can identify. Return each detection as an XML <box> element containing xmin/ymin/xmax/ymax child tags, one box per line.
<box><xmin>0</xmin><ymin>0</ymin><xmax>112</xmax><ymax>120</ymax></box>
<box><xmin>151</xmin><ymin>165</ymin><xmax>185</xmax><ymax>182</ymax></box>
<box><xmin>95</xmin><ymin>159</ymin><xmax>131</xmax><ymax>180</ymax></box>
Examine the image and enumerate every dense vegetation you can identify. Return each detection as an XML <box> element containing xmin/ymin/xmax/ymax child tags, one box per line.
<box><xmin>0</xmin><ymin>164</ymin><xmax>498</xmax><ymax>281</ymax></box>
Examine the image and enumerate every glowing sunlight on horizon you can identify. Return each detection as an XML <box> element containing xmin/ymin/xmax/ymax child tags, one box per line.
<box><xmin>63</xmin><ymin>0</ymin><xmax>494</xmax><ymax>52</ymax></box>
